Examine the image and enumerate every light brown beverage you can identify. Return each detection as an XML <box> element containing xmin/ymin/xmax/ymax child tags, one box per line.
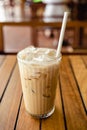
<box><xmin>17</xmin><ymin>46</ymin><xmax>61</xmax><ymax>118</ymax></box>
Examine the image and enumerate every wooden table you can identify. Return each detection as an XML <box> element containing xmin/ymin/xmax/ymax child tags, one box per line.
<box><xmin>0</xmin><ymin>54</ymin><xmax>87</xmax><ymax>130</ymax></box>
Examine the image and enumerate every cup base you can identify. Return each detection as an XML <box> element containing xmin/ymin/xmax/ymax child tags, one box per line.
<box><xmin>27</xmin><ymin>107</ymin><xmax>55</xmax><ymax>119</ymax></box>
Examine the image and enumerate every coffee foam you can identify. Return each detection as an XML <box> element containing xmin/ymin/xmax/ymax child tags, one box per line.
<box><xmin>18</xmin><ymin>46</ymin><xmax>61</xmax><ymax>64</ymax></box>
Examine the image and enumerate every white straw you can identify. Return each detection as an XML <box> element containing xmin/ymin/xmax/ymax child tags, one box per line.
<box><xmin>56</xmin><ymin>12</ymin><xmax>70</xmax><ymax>57</ymax></box>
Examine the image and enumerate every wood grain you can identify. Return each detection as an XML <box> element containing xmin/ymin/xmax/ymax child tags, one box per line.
<box><xmin>81</xmin><ymin>55</ymin><xmax>87</xmax><ymax>67</ymax></box>
<box><xmin>60</xmin><ymin>56</ymin><xmax>87</xmax><ymax>130</ymax></box>
<box><xmin>0</xmin><ymin>64</ymin><xmax>22</xmax><ymax>130</ymax></box>
<box><xmin>69</xmin><ymin>56</ymin><xmax>87</xmax><ymax>111</ymax></box>
<box><xmin>41</xmin><ymin>81</ymin><xmax>65</xmax><ymax>130</ymax></box>
<box><xmin>0</xmin><ymin>55</ymin><xmax>16</xmax><ymax>100</ymax></box>
<box><xmin>16</xmin><ymin>99</ymin><xmax>40</xmax><ymax>130</ymax></box>
<box><xmin>0</xmin><ymin>55</ymin><xmax>5</xmax><ymax>66</ymax></box>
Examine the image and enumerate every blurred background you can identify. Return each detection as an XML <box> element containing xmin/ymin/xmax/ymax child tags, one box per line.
<box><xmin>0</xmin><ymin>0</ymin><xmax>87</xmax><ymax>53</ymax></box>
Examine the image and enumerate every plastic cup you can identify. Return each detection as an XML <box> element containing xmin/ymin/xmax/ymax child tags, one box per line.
<box><xmin>17</xmin><ymin>47</ymin><xmax>61</xmax><ymax>118</ymax></box>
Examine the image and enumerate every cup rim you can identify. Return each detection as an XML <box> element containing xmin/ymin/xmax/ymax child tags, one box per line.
<box><xmin>17</xmin><ymin>47</ymin><xmax>62</xmax><ymax>66</ymax></box>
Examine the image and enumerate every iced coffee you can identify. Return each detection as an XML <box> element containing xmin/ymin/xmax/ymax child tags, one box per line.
<box><xmin>17</xmin><ymin>46</ymin><xmax>61</xmax><ymax>118</ymax></box>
